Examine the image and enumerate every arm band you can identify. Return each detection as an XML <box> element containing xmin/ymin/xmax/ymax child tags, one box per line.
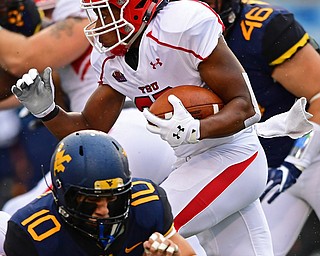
<box><xmin>242</xmin><ymin>73</ymin><xmax>261</xmax><ymax>127</ymax></box>
<box><xmin>41</xmin><ymin>105</ymin><xmax>60</xmax><ymax>122</ymax></box>
<box><xmin>310</xmin><ymin>92</ymin><xmax>320</xmax><ymax>103</ymax></box>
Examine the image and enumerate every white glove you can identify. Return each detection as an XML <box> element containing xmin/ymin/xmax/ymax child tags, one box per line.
<box><xmin>255</xmin><ymin>97</ymin><xmax>313</xmax><ymax>139</ymax></box>
<box><xmin>11</xmin><ymin>67</ymin><xmax>56</xmax><ymax>118</ymax></box>
<box><xmin>143</xmin><ymin>95</ymin><xmax>200</xmax><ymax>147</ymax></box>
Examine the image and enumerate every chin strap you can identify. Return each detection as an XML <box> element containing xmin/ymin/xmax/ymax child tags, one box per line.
<box><xmin>98</xmin><ymin>222</ymin><xmax>125</xmax><ymax>250</ymax></box>
<box><xmin>99</xmin><ymin>223</ymin><xmax>115</xmax><ymax>248</ymax></box>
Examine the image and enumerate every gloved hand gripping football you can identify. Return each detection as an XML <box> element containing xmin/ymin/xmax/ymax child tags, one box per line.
<box><xmin>143</xmin><ymin>94</ymin><xmax>200</xmax><ymax>147</ymax></box>
<box><xmin>11</xmin><ymin>67</ymin><xmax>56</xmax><ymax>119</ymax></box>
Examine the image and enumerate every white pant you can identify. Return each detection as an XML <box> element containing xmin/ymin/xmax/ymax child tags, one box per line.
<box><xmin>161</xmin><ymin>130</ymin><xmax>274</xmax><ymax>255</ymax></box>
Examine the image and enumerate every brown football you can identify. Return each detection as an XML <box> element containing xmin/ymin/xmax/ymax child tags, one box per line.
<box><xmin>149</xmin><ymin>85</ymin><xmax>224</xmax><ymax>120</ymax></box>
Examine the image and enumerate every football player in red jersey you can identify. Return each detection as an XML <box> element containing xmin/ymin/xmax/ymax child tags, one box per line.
<box><xmin>201</xmin><ymin>0</ymin><xmax>320</xmax><ymax>255</ymax></box>
<box><xmin>10</xmin><ymin>0</ymin><xmax>278</xmax><ymax>255</ymax></box>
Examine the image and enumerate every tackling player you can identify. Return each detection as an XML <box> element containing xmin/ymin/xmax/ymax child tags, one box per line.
<box><xmin>4</xmin><ymin>130</ymin><xmax>196</xmax><ymax>256</ymax></box>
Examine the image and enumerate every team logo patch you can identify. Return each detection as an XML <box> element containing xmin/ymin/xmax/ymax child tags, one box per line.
<box><xmin>112</xmin><ymin>70</ymin><xmax>127</xmax><ymax>82</ymax></box>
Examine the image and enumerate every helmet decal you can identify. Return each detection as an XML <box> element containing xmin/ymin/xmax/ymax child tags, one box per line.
<box><xmin>53</xmin><ymin>143</ymin><xmax>72</xmax><ymax>176</ymax></box>
<box><xmin>94</xmin><ymin>178</ymin><xmax>124</xmax><ymax>189</ymax></box>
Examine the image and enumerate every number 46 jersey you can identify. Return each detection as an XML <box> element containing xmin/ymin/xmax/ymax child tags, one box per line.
<box><xmin>4</xmin><ymin>178</ymin><xmax>175</xmax><ymax>256</ymax></box>
<box><xmin>225</xmin><ymin>0</ymin><xmax>309</xmax><ymax>167</ymax></box>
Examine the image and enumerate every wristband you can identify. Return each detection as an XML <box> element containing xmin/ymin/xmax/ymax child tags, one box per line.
<box><xmin>41</xmin><ymin>105</ymin><xmax>60</xmax><ymax>122</ymax></box>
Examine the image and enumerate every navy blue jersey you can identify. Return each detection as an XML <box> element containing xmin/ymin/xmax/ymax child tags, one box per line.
<box><xmin>226</xmin><ymin>0</ymin><xmax>309</xmax><ymax>167</ymax></box>
<box><xmin>4</xmin><ymin>178</ymin><xmax>174</xmax><ymax>256</ymax></box>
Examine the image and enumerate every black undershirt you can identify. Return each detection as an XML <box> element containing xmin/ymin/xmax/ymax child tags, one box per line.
<box><xmin>125</xmin><ymin>47</ymin><xmax>139</xmax><ymax>70</ymax></box>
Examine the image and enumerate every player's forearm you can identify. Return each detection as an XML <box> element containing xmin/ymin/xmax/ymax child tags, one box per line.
<box><xmin>0</xmin><ymin>29</ymin><xmax>36</xmax><ymax>76</ymax></box>
<box><xmin>199</xmin><ymin>96</ymin><xmax>254</xmax><ymax>139</ymax></box>
<box><xmin>0</xmin><ymin>28</ymin><xmax>69</xmax><ymax>76</ymax></box>
<box><xmin>0</xmin><ymin>18</ymin><xmax>90</xmax><ymax>76</ymax></box>
<box><xmin>43</xmin><ymin>107</ymin><xmax>93</xmax><ymax>140</ymax></box>
<box><xmin>307</xmin><ymin>95</ymin><xmax>320</xmax><ymax>124</ymax></box>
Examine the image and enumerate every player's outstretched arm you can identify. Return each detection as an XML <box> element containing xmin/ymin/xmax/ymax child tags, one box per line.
<box><xmin>272</xmin><ymin>43</ymin><xmax>320</xmax><ymax>127</ymax></box>
<box><xmin>143</xmin><ymin>232</ymin><xmax>196</xmax><ymax>256</ymax></box>
<box><xmin>12</xmin><ymin>68</ymin><xmax>125</xmax><ymax>140</ymax></box>
<box><xmin>0</xmin><ymin>18</ymin><xmax>90</xmax><ymax>77</ymax></box>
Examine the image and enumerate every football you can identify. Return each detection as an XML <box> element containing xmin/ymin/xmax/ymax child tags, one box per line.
<box><xmin>149</xmin><ymin>85</ymin><xmax>224</xmax><ymax>120</ymax></box>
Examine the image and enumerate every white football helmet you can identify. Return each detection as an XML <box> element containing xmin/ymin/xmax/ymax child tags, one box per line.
<box><xmin>80</xmin><ymin>0</ymin><xmax>167</xmax><ymax>56</ymax></box>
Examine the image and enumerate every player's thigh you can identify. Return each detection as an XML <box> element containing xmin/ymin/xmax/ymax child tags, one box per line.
<box><xmin>197</xmin><ymin>200</ymin><xmax>273</xmax><ymax>256</ymax></box>
<box><xmin>161</xmin><ymin>143</ymin><xmax>267</xmax><ymax>237</ymax></box>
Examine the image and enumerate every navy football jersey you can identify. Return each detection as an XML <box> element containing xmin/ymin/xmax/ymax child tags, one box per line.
<box><xmin>4</xmin><ymin>178</ymin><xmax>174</xmax><ymax>256</ymax></box>
<box><xmin>226</xmin><ymin>0</ymin><xmax>309</xmax><ymax>167</ymax></box>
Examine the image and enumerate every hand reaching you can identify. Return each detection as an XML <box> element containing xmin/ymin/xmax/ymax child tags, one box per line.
<box><xmin>143</xmin><ymin>95</ymin><xmax>200</xmax><ymax>147</ymax></box>
<box><xmin>11</xmin><ymin>67</ymin><xmax>56</xmax><ymax>118</ymax></box>
<box><xmin>143</xmin><ymin>232</ymin><xmax>180</xmax><ymax>256</ymax></box>
<box><xmin>260</xmin><ymin>162</ymin><xmax>302</xmax><ymax>204</ymax></box>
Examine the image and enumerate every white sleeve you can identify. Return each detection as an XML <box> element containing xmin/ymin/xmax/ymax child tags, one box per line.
<box><xmin>52</xmin><ymin>0</ymin><xmax>88</xmax><ymax>21</ymax></box>
<box><xmin>185</xmin><ymin>16</ymin><xmax>223</xmax><ymax>68</ymax></box>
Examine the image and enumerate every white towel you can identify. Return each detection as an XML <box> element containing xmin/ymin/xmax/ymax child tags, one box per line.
<box><xmin>255</xmin><ymin>97</ymin><xmax>313</xmax><ymax>139</ymax></box>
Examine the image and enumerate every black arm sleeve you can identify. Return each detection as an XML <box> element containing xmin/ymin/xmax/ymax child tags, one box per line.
<box><xmin>4</xmin><ymin>221</ymin><xmax>39</xmax><ymax>256</ymax></box>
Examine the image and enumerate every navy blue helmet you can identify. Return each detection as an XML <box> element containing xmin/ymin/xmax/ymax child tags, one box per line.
<box><xmin>50</xmin><ymin>130</ymin><xmax>132</xmax><ymax>248</ymax></box>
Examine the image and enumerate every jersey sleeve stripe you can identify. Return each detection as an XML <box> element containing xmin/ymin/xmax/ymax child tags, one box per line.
<box><xmin>146</xmin><ymin>31</ymin><xmax>206</xmax><ymax>61</ymax></box>
<box><xmin>270</xmin><ymin>33</ymin><xmax>309</xmax><ymax>66</ymax></box>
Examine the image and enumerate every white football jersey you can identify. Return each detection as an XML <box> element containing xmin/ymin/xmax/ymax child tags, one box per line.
<box><xmin>91</xmin><ymin>1</ymin><xmax>251</xmax><ymax>157</ymax></box>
